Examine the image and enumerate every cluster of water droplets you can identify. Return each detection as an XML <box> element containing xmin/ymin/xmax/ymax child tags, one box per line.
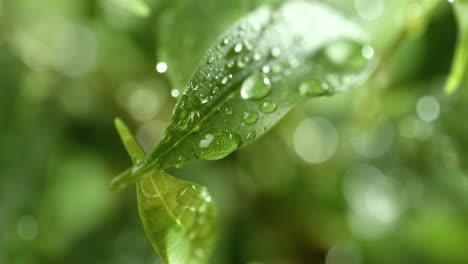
<box><xmin>138</xmin><ymin>173</ymin><xmax>215</xmax><ymax>262</ymax></box>
<box><xmin>160</xmin><ymin>3</ymin><xmax>375</xmax><ymax>165</ymax></box>
<box><xmin>175</xmin><ymin>184</ymin><xmax>215</xmax><ymax>261</ymax></box>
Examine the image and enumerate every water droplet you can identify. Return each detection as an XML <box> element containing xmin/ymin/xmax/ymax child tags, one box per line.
<box><xmin>298</xmin><ymin>80</ymin><xmax>330</xmax><ymax>96</ymax></box>
<box><xmin>243</xmin><ymin>111</ymin><xmax>258</xmax><ymax>124</ymax></box>
<box><xmin>200</xmin><ymin>97</ymin><xmax>209</xmax><ymax>104</ymax></box>
<box><xmin>271</xmin><ymin>47</ymin><xmax>281</xmax><ymax>57</ymax></box>
<box><xmin>199</xmin><ymin>133</ymin><xmax>215</xmax><ymax>148</ymax></box>
<box><xmin>204</xmin><ymin>73</ymin><xmax>213</xmax><ymax>81</ymax></box>
<box><xmin>260</xmin><ymin>101</ymin><xmax>277</xmax><ymax>113</ymax></box>
<box><xmin>221</xmin><ymin>76</ymin><xmax>229</xmax><ymax>84</ymax></box>
<box><xmin>240</xmin><ymin>73</ymin><xmax>272</xmax><ymax>100</ymax></box>
<box><xmin>234</xmin><ymin>43</ymin><xmax>243</xmax><ymax>53</ymax></box>
<box><xmin>222</xmin><ymin>38</ymin><xmax>230</xmax><ymax>46</ymax></box>
<box><xmin>227</xmin><ymin>60</ymin><xmax>235</xmax><ymax>68</ymax></box>
<box><xmin>194</xmin><ymin>130</ymin><xmax>240</xmax><ymax>160</ymax></box>
<box><xmin>211</xmin><ymin>86</ymin><xmax>219</xmax><ymax>95</ymax></box>
<box><xmin>177</xmin><ymin>185</ymin><xmax>199</xmax><ymax>207</ymax></box>
<box><xmin>237</xmin><ymin>59</ymin><xmax>246</xmax><ymax>68</ymax></box>
<box><xmin>207</xmin><ymin>56</ymin><xmax>215</xmax><ymax>65</ymax></box>
<box><xmin>224</xmin><ymin>105</ymin><xmax>233</xmax><ymax>115</ymax></box>
<box><xmin>246</xmin><ymin>131</ymin><xmax>256</xmax><ymax>141</ymax></box>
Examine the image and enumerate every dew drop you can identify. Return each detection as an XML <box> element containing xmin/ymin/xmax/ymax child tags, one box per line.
<box><xmin>194</xmin><ymin>130</ymin><xmax>240</xmax><ymax>160</ymax></box>
<box><xmin>253</xmin><ymin>53</ymin><xmax>262</xmax><ymax>61</ymax></box>
<box><xmin>221</xmin><ymin>76</ymin><xmax>229</xmax><ymax>85</ymax></box>
<box><xmin>298</xmin><ymin>79</ymin><xmax>330</xmax><ymax>97</ymax></box>
<box><xmin>260</xmin><ymin>101</ymin><xmax>277</xmax><ymax>113</ymax></box>
<box><xmin>227</xmin><ymin>60</ymin><xmax>235</xmax><ymax>68</ymax></box>
<box><xmin>176</xmin><ymin>185</ymin><xmax>199</xmax><ymax>207</ymax></box>
<box><xmin>204</xmin><ymin>73</ymin><xmax>213</xmax><ymax>81</ymax></box>
<box><xmin>234</xmin><ymin>43</ymin><xmax>243</xmax><ymax>53</ymax></box>
<box><xmin>224</xmin><ymin>105</ymin><xmax>233</xmax><ymax>115</ymax></box>
<box><xmin>246</xmin><ymin>131</ymin><xmax>256</xmax><ymax>141</ymax></box>
<box><xmin>242</xmin><ymin>111</ymin><xmax>258</xmax><ymax>124</ymax></box>
<box><xmin>240</xmin><ymin>73</ymin><xmax>272</xmax><ymax>100</ymax></box>
<box><xmin>200</xmin><ymin>97</ymin><xmax>209</xmax><ymax>104</ymax></box>
<box><xmin>207</xmin><ymin>56</ymin><xmax>215</xmax><ymax>65</ymax></box>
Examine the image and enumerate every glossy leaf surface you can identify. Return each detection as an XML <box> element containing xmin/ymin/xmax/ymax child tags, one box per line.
<box><xmin>112</xmin><ymin>0</ymin><xmax>375</xmax><ymax>189</ymax></box>
<box><xmin>115</xmin><ymin>119</ymin><xmax>217</xmax><ymax>264</ymax></box>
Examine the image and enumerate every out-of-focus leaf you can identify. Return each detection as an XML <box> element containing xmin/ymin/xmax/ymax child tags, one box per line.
<box><xmin>39</xmin><ymin>156</ymin><xmax>115</xmax><ymax>256</ymax></box>
<box><xmin>109</xmin><ymin>0</ymin><xmax>151</xmax><ymax>17</ymax></box>
<box><xmin>445</xmin><ymin>0</ymin><xmax>468</xmax><ymax>94</ymax></box>
<box><xmin>112</xmin><ymin>0</ymin><xmax>374</xmax><ymax>189</ymax></box>
<box><xmin>115</xmin><ymin>119</ymin><xmax>217</xmax><ymax>264</ymax></box>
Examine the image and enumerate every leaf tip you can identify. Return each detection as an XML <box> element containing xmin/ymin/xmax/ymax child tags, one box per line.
<box><xmin>444</xmin><ymin>68</ymin><xmax>465</xmax><ymax>95</ymax></box>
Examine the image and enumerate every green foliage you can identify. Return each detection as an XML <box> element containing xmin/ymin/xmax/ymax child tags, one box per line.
<box><xmin>446</xmin><ymin>0</ymin><xmax>468</xmax><ymax>94</ymax></box>
<box><xmin>115</xmin><ymin>119</ymin><xmax>216</xmax><ymax>264</ymax></box>
<box><xmin>112</xmin><ymin>0</ymin><xmax>374</xmax><ymax>190</ymax></box>
<box><xmin>2</xmin><ymin>0</ymin><xmax>468</xmax><ymax>263</ymax></box>
<box><xmin>112</xmin><ymin>2</ymin><xmax>375</xmax><ymax>262</ymax></box>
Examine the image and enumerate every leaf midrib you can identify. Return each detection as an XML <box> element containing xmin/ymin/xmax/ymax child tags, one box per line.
<box><xmin>148</xmin><ymin>7</ymin><xmax>281</xmax><ymax>163</ymax></box>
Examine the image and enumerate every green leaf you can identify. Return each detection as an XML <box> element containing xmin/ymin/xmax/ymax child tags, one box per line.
<box><xmin>114</xmin><ymin>119</ymin><xmax>217</xmax><ymax>264</ymax></box>
<box><xmin>109</xmin><ymin>0</ymin><xmax>151</xmax><ymax>17</ymax></box>
<box><xmin>445</xmin><ymin>0</ymin><xmax>468</xmax><ymax>94</ymax></box>
<box><xmin>158</xmin><ymin>0</ymin><xmax>253</xmax><ymax>91</ymax></box>
<box><xmin>137</xmin><ymin>171</ymin><xmax>217</xmax><ymax>264</ymax></box>
<box><xmin>112</xmin><ymin>0</ymin><xmax>375</xmax><ymax>189</ymax></box>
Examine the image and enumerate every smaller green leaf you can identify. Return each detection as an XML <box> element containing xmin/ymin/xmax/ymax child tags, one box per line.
<box><xmin>114</xmin><ymin>118</ymin><xmax>217</xmax><ymax>264</ymax></box>
<box><xmin>137</xmin><ymin>170</ymin><xmax>217</xmax><ymax>264</ymax></box>
<box><xmin>112</xmin><ymin>118</ymin><xmax>159</xmax><ymax>190</ymax></box>
<box><xmin>109</xmin><ymin>0</ymin><xmax>151</xmax><ymax>17</ymax></box>
<box><xmin>445</xmin><ymin>0</ymin><xmax>468</xmax><ymax>94</ymax></box>
<box><xmin>115</xmin><ymin>118</ymin><xmax>146</xmax><ymax>164</ymax></box>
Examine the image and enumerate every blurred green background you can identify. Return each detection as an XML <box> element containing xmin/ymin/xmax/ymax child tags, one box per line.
<box><xmin>1</xmin><ymin>0</ymin><xmax>468</xmax><ymax>263</ymax></box>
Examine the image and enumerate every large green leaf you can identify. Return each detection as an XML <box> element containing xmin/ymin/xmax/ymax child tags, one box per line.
<box><xmin>115</xmin><ymin>119</ymin><xmax>217</xmax><ymax>264</ymax></box>
<box><xmin>446</xmin><ymin>0</ymin><xmax>468</xmax><ymax>94</ymax></box>
<box><xmin>158</xmin><ymin>0</ymin><xmax>257</xmax><ymax>91</ymax></box>
<box><xmin>111</xmin><ymin>0</ymin><xmax>375</xmax><ymax>189</ymax></box>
